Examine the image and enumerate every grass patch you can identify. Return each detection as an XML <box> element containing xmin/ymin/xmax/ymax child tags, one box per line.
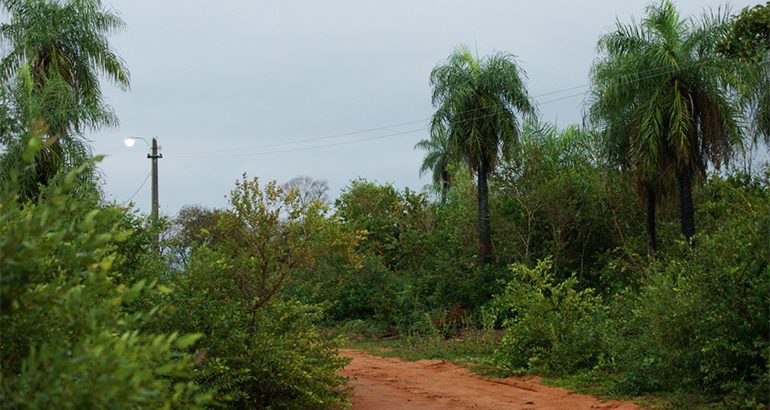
<box><xmin>541</xmin><ymin>371</ymin><xmax>726</xmax><ymax>409</ymax></box>
<box><xmin>342</xmin><ymin>329</ymin><xmax>502</xmax><ymax>376</ymax></box>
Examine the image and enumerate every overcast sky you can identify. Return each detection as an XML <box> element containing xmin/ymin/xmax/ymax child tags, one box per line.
<box><xmin>86</xmin><ymin>0</ymin><xmax>760</xmax><ymax>216</ymax></box>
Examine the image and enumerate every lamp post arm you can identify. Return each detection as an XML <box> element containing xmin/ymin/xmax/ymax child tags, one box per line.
<box><xmin>135</xmin><ymin>136</ymin><xmax>150</xmax><ymax>146</ymax></box>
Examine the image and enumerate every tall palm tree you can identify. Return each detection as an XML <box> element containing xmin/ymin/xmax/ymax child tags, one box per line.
<box><xmin>415</xmin><ymin>126</ymin><xmax>454</xmax><ymax>202</ymax></box>
<box><xmin>590</xmin><ymin>0</ymin><xmax>751</xmax><ymax>252</ymax></box>
<box><xmin>0</xmin><ymin>0</ymin><xmax>129</xmax><ymax>196</ymax></box>
<box><xmin>430</xmin><ymin>45</ymin><xmax>533</xmax><ymax>265</ymax></box>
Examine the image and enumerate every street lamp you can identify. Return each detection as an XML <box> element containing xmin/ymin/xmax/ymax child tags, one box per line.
<box><xmin>124</xmin><ymin>136</ymin><xmax>162</xmax><ymax>234</ymax></box>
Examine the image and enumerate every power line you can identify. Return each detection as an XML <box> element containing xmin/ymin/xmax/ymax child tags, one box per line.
<box><xmin>179</xmin><ymin>128</ymin><xmax>427</xmax><ymax>158</ymax></box>
<box><xmin>533</xmin><ymin>59</ymin><xmax>719</xmax><ymax>105</ymax></box>
<box><xmin>120</xmin><ymin>171</ymin><xmax>151</xmax><ymax>205</ymax></box>
<box><xmin>537</xmin><ymin>90</ymin><xmax>590</xmax><ymax>105</ymax></box>
<box><xmin>180</xmin><ymin>93</ymin><xmax>593</xmax><ymax>159</ymax></box>
<box><xmin>184</xmin><ymin>109</ymin><xmax>489</xmax><ymax>156</ymax></box>
<box><xmin>175</xmin><ymin>59</ymin><xmax>727</xmax><ymax>158</ymax></box>
<box><xmin>533</xmin><ymin>83</ymin><xmax>591</xmax><ymax>98</ymax></box>
<box><xmin>179</xmin><ymin>93</ymin><xmax>582</xmax><ymax>156</ymax></box>
<box><xmin>177</xmin><ymin>97</ymin><xmax>584</xmax><ymax>159</ymax></box>
<box><xmin>174</xmin><ymin>94</ymin><xmax>588</xmax><ymax>159</ymax></box>
<box><xmin>531</xmin><ymin>58</ymin><xmax>711</xmax><ymax>100</ymax></box>
<box><xmin>179</xmin><ymin>111</ymin><xmax>512</xmax><ymax>159</ymax></box>
<box><xmin>201</xmin><ymin>118</ymin><xmax>430</xmax><ymax>154</ymax></box>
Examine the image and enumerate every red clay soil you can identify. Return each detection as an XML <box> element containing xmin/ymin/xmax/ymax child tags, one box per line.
<box><xmin>340</xmin><ymin>349</ymin><xmax>639</xmax><ymax>410</ymax></box>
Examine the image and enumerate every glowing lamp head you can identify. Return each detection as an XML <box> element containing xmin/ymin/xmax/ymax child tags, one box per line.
<box><xmin>124</xmin><ymin>137</ymin><xmax>137</xmax><ymax>147</ymax></box>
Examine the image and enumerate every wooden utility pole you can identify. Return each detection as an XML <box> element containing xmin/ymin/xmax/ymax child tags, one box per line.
<box><xmin>148</xmin><ymin>137</ymin><xmax>162</xmax><ymax>245</ymax></box>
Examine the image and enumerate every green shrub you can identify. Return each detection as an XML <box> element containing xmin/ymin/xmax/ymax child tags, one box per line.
<box><xmin>161</xmin><ymin>244</ymin><xmax>350</xmax><ymax>409</ymax></box>
<box><xmin>0</xmin><ymin>162</ymin><xmax>209</xmax><ymax>408</ymax></box>
<box><xmin>331</xmin><ymin>177</ymin><xmax>487</xmax><ymax>332</ymax></box>
<box><xmin>604</xmin><ymin>171</ymin><xmax>769</xmax><ymax>407</ymax></box>
<box><xmin>157</xmin><ymin>175</ymin><xmax>351</xmax><ymax>408</ymax></box>
<box><xmin>484</xmin><ymin>259</ymin><xmax>604</xmax><ymax>375</ymax></box>
<box><xmin>490</xmin><ymin>123</ymin><xmax>642</xmax><ymax>287</ymax></box>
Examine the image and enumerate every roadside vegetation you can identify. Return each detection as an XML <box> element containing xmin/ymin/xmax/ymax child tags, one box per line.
<box><xmin>1</xmin><ymin>0</ymin><xmax>768</xmax><ymax>409</ymax></box>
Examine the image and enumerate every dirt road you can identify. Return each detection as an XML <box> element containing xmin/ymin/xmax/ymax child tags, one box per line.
<box><xmin>340</xmin><ymin>349</ymin><xmax>639</xmax><ymax>410</ymax></box>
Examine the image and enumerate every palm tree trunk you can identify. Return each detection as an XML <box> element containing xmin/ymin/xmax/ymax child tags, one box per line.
<box><xmin>440</xmin><ymin>169</ymin><xmax>450</xmax><ymax>204</ymax></box>
<box><xmin>29</xmin><ymin>138</ymin><xmax>63</xmax><ymax>200</ymax></box>
<box><xmin>678</xmin><ymin>164</ymin><xmax>695</xmax><ymax>241</ymax></box>
<box><xmin>645</xmin><ymin>183</ymin><xmax>657</xmax><ymax>255</ymax></box>
<box><xmin>477</xmin><ymin>162</ymin><xmax>492</xmax><ymax>266</ymax></box>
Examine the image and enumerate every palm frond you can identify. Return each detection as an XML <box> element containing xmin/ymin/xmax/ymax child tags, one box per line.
<box><xmin>589</xmin><ymin>0</ymin><xmax>748</xmax><ymax>194</ymax></box>
<box><xmin>429</xmin><ymin>44</ymin><xmax>533</xmax><ymax>178</ymax></box>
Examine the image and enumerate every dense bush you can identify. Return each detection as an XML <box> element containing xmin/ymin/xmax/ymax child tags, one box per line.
<box><xmin>602</xmin><ymin>171</ymin><xmax>769</xmax><ymax>407</ymax></box>
<box><xmin>484</xmin><ymin>259</ymin><xmax>604</xmax><ymax>375</ymax></box>
<box><xmin>331</xmin><ymin>177</ymin><xmax>496</xmax><ymax>333</ymax></box>
<box><xmin>155</xmin><ymin>175</ymin><xmax>352</xmax><ymax>408</ymax></box>
<box><xmin>490</xmin><ymin>122</ymin><xmax>646</xmax><ymax>286</ymax></box>
<box><xmin>0</xmin><ymin>159</ymin><xmax>210</xmax><ymax>408</ymax></box>
<box><xmin>159</xmin><ymin>247</ymin><xmax>350</xmax><ymax>408</ymax></box>
<box><xmin>477</xmin><ymin>169</ymin><xmax>768</xmax><ymax>407</ymax></box>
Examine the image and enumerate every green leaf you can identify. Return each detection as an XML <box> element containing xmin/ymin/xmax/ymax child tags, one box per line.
<box><xmin>22</xmin><ymin>137</ymin><xmax>43</xmax><ymax>162</ymax></box>
<box><xmin>175</xmin><ymin>333</ymin><xmax>203</xmax><ymax>349</ymax></box>
<box><xmin>123</xmin><ymin>279</ymin><xmax>146</xmax><ymax>303</ymax></box>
